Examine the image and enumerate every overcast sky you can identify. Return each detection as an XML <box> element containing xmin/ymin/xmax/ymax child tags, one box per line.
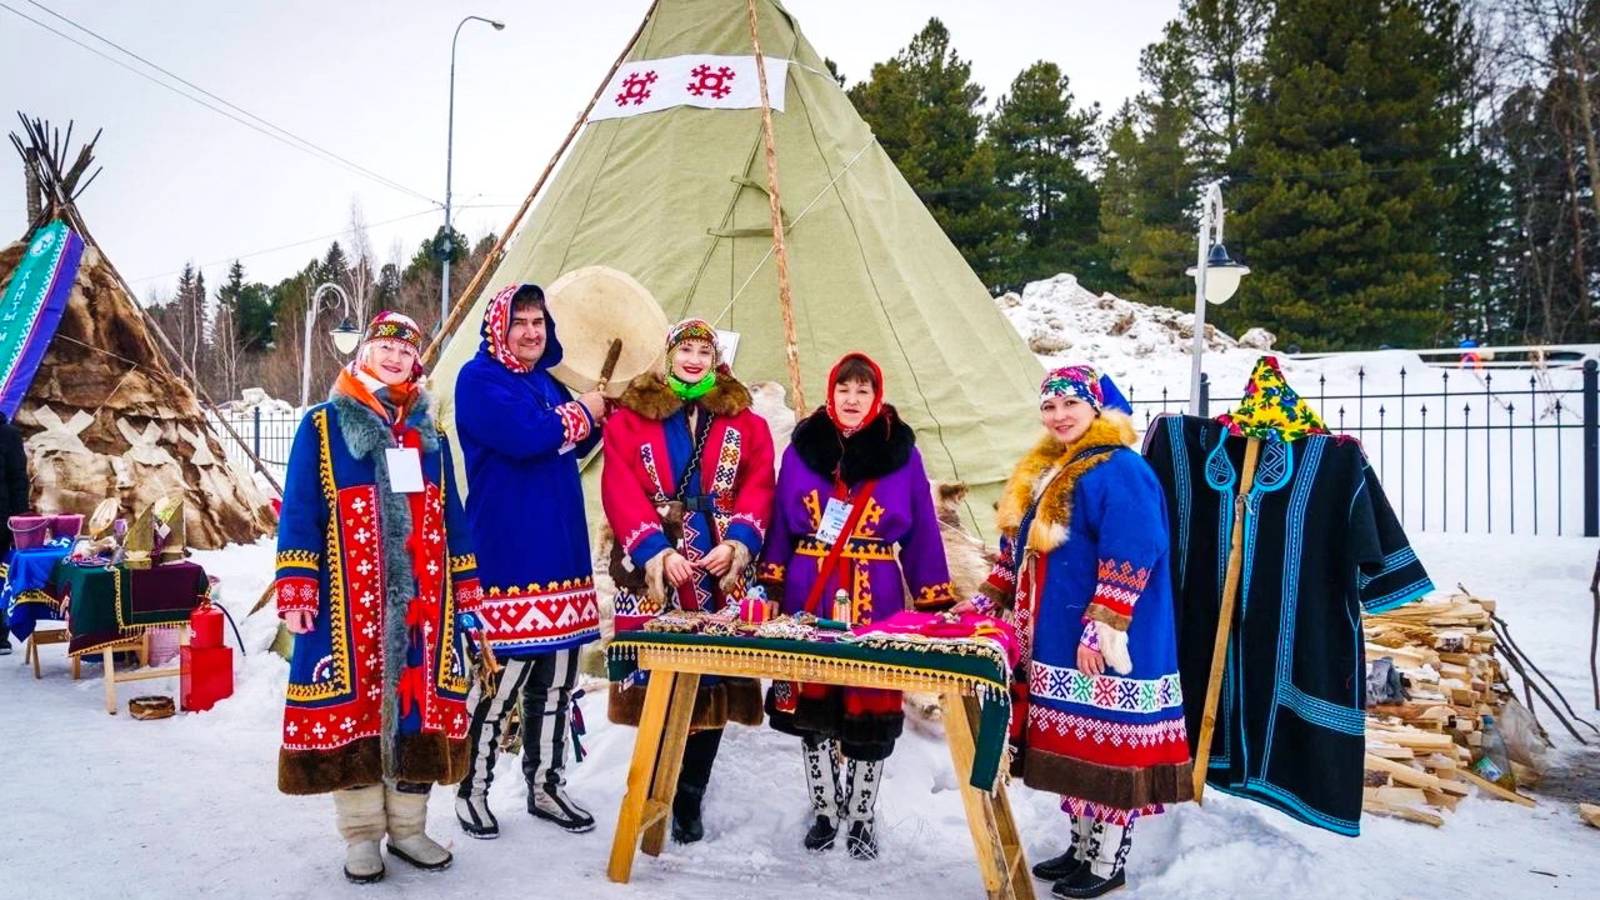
<box><xmin>1</xmin><ymin>0</ymin><xmax>1180</xmax><ymax>300</ymax></box>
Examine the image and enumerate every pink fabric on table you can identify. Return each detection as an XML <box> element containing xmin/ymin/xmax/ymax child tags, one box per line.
<box><xmin>850</xmin><ymin>610</ymin><xmax>1021</xmax><ymax>668</ymax></box>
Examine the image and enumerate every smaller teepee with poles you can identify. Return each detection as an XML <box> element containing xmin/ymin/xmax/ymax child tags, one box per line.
<box><xmin>0</xmin><ymin>114</ymin><xmax>276</xmax><ymax>548</ymax></box>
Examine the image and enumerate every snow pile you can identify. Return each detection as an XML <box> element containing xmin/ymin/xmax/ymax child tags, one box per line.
<box><xmin>997</xmin><ymin>273</ymin><xmax>1252</xmax><ymax>361</ymax></box>
<box><xmin>221</xmin><ymin>387</ymin><xmax>298</xmax><ymax>417</ymax></box>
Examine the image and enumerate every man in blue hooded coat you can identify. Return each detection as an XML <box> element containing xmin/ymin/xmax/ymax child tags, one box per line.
<box><xmin>452</xmin><ymin>283</ymin><xmax>606</xmax><ymax>838</ymax></box>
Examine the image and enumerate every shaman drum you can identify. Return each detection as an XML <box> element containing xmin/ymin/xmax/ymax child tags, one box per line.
<box><xmin>543</xmin><ymin>266</ymin><xmax>669</xmax><ymax>399</ymax></box>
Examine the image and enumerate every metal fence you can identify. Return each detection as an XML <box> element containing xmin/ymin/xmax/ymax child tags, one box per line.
<box><xmin>211</xmin><ymin>361</ymin><xmax>1600</xmax><ymax>538</ymax></box>
<box><xmin>210</xmin><ymin>407</ymin><xmax>299</xmax><ymax>485</ymax></box>
<box><xmin>1126</xmin><ymin>360</ymin><xmax>1599</xmax><ymax>537</ymax></box>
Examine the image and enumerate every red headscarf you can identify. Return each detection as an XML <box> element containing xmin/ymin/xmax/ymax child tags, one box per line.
<box><xmin>825</xmin><ymin>352</ymin><xmax>885</xmax><ymax>437</ymax></box>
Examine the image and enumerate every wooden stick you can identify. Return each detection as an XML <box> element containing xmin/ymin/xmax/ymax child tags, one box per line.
<box><xmin>595</xmin><ymin>338</ymin><xmax>625</xmax><ymax>395</ymax></box>
<box><xmin>1589</xmin><ymin>546</ymin><xmax>1598</xmax><ymax>710</ymax></box>
<box><xmin>103</xmin><ymin>647</ymin><xmax>118</xmax><ymax>715</ymax></box>
<box><xmin>641</xmin><ymin>671</ymin><xmax>700</xmax><ymax>857</ymax></box>
<box><xmin>1364</xmin><ymin>753</ymin><xmax>1444</xmax><ymax>791</ymax></box>
<box><xmin>744</xmin><ymin>0</ymin><xmax>806</xmax><ymax>414</ymax></box>
<box><xmin>1361</xmin><ymin>798</ymin><xmax>1444</xmax><ymax>827</ymax></box>
<box><xmin>1457</xmin><ymin>767</ymin><xmax>1537</xmax><ymax>807</ymax></box>
<box><xmin>421</xmin><ymin>2</ymin><xmax>660</xmax><ymax>368</ymax></box>
<box><xmin>1192</xmin><ymin>436</ymin><xmax>1261</xmax><ymax>803</ymax></box>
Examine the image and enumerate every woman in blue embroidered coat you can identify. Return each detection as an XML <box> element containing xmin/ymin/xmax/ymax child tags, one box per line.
<box><xmin>965</xmin><ymin>365</ymin><xmax>1191</xmax><ymax>900</ymax></box>
<box><xmin>275</xmin><ymin>312</ymin><xmax>483</xmax><ymax>884</ymax></box>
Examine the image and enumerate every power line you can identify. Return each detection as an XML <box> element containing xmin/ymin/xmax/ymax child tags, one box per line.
<box><xmin>124</xmin><ymin>203</ymin><xmax>517</xmax><ymax>287</ymax></box>
<box><xmin>126</xmin><ymin>207</ymin><xmax>439</xmax><ymax>287</ymax></box>
<box><xmin>2</xmin><ymin>0</ymin><xmax>439</xmax><ymax>205</ymax></box>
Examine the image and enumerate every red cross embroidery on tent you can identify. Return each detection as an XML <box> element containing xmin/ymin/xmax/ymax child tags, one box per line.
<box><xmin>687</xmin><ymin>64</ymin><xmax>735</xmax><ymax>100</ymax></box>
<box><xmin>615</xmin><ymin>70</ymin><xmax>658</xmax><ymax>106</ymax></box>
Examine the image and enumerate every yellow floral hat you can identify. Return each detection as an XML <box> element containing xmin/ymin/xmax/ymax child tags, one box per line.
<box><xmin>1216</xmin><ymin>356</ymin><xmax>1329</xmax><ymax>442</ymax></box>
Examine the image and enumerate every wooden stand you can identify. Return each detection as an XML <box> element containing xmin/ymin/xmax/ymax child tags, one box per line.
<box><xmin>606</xmin><ymin>648</ymin><xmax>1033</xmax><ymax>899</ymax></box>
<box><xmin>22</xmin><ymin>626</ymin><xmax>77</xmax><ymax>680</ymax></box>
<box><xmin>91</xmin><ymin>625</ymin><xmax>190</xmax><ymax>715</ymax></box>
<box><xmin>1191</xmin><ymin>437</ymin><xmax>1261</xmax><ymax>802</ymax></box>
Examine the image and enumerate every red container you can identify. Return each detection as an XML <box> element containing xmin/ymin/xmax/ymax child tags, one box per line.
<box><xmin>189</xmin><ymin>601</ymin><xmax>224</xmax><ymax>649</ymax></box>
<box><xmin>180</xmin><ymin>645</ymin><xmax>233</xmax><ymax>712</ymax></box>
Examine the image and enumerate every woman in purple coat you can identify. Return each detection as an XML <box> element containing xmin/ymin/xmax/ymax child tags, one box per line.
<box><xmin>758</xmin><ymin>353</ymin><xmax>955</xmax><ymax>860</ymax></box>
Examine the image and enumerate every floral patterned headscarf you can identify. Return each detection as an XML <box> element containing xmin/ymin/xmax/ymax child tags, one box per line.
<box><xmin>1216</xmin><ymin>356</ymin><xmax>1329</xmax><ymax>442</ymax></box>
<box><xmin>1039</xmin><ymin>364</ymin><xmax>1132</xmax><ymax>414</ymax></box>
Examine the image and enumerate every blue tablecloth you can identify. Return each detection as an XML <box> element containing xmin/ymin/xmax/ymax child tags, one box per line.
<box><xmin>1</xmin><ymin>540</ymin><xmax>73</xmax><ymax>640</ymax></box>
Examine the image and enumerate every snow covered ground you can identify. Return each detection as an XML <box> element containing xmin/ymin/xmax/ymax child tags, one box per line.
<box><xmin>15</xmin><ymin>272</ymin><xmax>1590</xmax><ymax>896</ymax></box>
<box><xmin>3</xmin><ymin>533</ymin><xmax>1596</xmax><ymax>898</ymax></box>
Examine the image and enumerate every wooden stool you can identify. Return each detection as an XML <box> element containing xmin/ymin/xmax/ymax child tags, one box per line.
<box><xmin>95</xmin><ymin>626</ymin><xmax>189</xmax><ymax>715</ymax></box>
<box><xmin>22</xmin><ymin>626</ymin><xmax>78</xmax><ymax>680</ymax></box>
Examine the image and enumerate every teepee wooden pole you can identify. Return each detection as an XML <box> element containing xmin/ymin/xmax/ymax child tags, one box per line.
<box><xmin>421</xmin><ymin>1</ymin><xmax>660</xmax><ymax>368</ymax></box>
<box><xmin>1192</xmin><ymin>436</ymin><xmax>1261</xmax><ymax>803</ymax></box>
<box><xmin>745</xmin><ymin>0</ymin><xmax>805</xmax><ymax>414</ymax></box>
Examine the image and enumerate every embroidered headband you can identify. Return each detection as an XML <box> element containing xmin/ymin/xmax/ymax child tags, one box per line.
<box><xmin>1040</xmin><ymin>365</ymin><xmax>1104</xmax><ymax>409</ymax></box>
<box><xmin>666</xmin><ymin>317</ymin><xmax>718</xmax><ymax>356</ymax></box>
<box><xmin>362</xmin><ymin>311</ymin><xmax>422</xmax><ymax>354</ymax></box>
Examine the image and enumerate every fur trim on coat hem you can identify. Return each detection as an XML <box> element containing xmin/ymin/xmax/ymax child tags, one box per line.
<box><xmin>278</xmin><ymin>733</ymin><xmax>470</xmax><ymax>795</ymax></box>
<box><xmin>606</xmin><ymin>678</ymin><xmax>764</xmax><ymax>730</ymax></box>
<box><xmin>1020</xmin><ymin>748</ymin><xmax>1194</xmax><ymax>810</ymax></box>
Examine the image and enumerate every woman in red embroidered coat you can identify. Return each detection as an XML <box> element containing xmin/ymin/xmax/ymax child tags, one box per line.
<box><xmin>275</xmin><ymin>312</ymin><xmax>483</xmax><ymax>884</ymax></box>
<box><xmin>602</xmin><ymin>318</ymin><xmax>775</xmax><ymax>844</ymax></box>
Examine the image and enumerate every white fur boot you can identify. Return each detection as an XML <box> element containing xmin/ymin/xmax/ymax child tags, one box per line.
<box><xmin>333</xmin><ymin>785</ymin><xmax>386</xmax><ymax>884</ymax></box>
<box><xmin>384</xmin><ymin>785</ymin><xmax>453</xmax><ymax>871</ymax></box>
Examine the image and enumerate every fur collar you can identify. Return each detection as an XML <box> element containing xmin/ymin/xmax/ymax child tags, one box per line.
<box><xmin>791</xmin><ymin>405</ymin><xmax>915</xmax><ymax>485</ymax></box>
<box><xmin>995</xmin><ymin>412</ymin><xmax>1136</xmax><ymax>553</ymax></box>
<box><xmin>617</xmin><ymin>370</ymin><xmax>752</xmax><ymax>421</ymax></box>
<box><xmin>330</xmin><ymin>390</ymin><xmax>441</xmax><ymax>461</ymax></box>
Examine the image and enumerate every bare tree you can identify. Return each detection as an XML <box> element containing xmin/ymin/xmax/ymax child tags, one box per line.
<box><xmin>211</xmin><ymin>300</ymin><xmax>245</xmax><ymax>402</ymax></box>
<box><xmin>348</xmin><ymin>199</ymin><xmax>376</xmax><ymax>325</ymax></box>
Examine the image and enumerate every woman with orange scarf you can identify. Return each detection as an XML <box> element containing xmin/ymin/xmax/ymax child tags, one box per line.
<box><xmin>274</xmin><ymin>311</ymin><xmax>484</xmax><ymax>884</ymax></box>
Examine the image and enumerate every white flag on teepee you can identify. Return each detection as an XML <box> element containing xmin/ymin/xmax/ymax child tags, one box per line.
<box><xmin>589</xmin><ymin>54</ymin><xmax>790</xmax><ymax>122</ymax></box>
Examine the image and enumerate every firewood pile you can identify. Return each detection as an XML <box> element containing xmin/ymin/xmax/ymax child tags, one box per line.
<box><xmin>1362</xmin><ymin>592</ymin><xmax>1537</xmax><ymax>826</ymax></box>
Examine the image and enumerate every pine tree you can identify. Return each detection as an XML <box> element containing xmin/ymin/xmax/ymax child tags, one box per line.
<box><xmin>319</xmin><ymin>240</ymin><xmax>352</xmax><ymax>289</ymax></box>
<box><xmin>848</xmin><ymin>18</ymin><xmax>1010</xmax><ymax>287</ymax></box>
<box><xmin>218</xmin><ymin>259</ymin><xmax>275</xmax><ymax>350</ymax></box>
<box><xmin>1097</xmin><ymin>26</ymin><xmax>1211</xmax><ymax>311</ymax></box>
<box><xmin>1228</xmin><ymin>0</ymin><xmax>1458</xmax><ymax>349</ymax></box>
<box><xmin>987</xmin><ymin>61</ymin><xmax>1105</xmax><ymax>291</ymax></box>
<box><xmin>1177</xmin><ymin>0</ymin><xmax>1271</xmax><ymax>171</ymax></box>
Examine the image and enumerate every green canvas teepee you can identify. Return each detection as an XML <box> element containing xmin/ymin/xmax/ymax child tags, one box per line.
<box><xmin>432</xmin><ymin>0</ymin><xmax>1042</xmax><ymax>536</ymax></box>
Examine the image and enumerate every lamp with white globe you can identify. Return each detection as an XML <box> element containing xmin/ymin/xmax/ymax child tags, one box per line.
<box><xmin>1186</xmin><ymin>182</ymin><xmax>1251</xmax><ymax>413</ymax></box>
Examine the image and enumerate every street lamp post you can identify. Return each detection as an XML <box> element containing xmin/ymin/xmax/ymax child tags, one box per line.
<box><xmin>301</xmin><ymin>281</ymin><xmax>361</xmax><ymax>409</ymax></box>
<box><xmin>443</xmin><ymin>15</ymin><xmax>507</xmax><ymax>331</ymax></box>
<box><xmin>1186</xmin><ymin>182</ymin><xmax>1251</xmax><ymax>414</ymax></box>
